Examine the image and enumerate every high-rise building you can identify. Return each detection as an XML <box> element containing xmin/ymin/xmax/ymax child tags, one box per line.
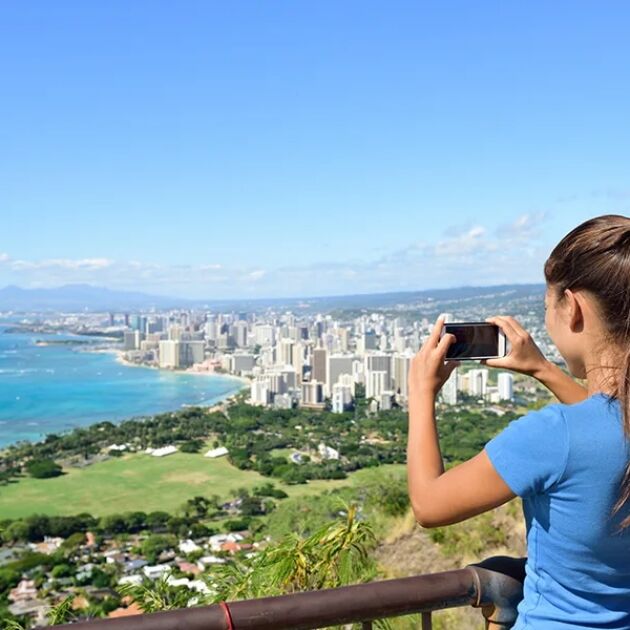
<box><xmin>365</xmin><ymin>354</ymin><xmax>392</xmax><ymax>389</ymax></box>
<box><xmin>146</xmin><ymin>319</ymin><xmax>163</xmax><ymax>334</ymax></box>
<box><xmin>442</xmin><ymin>367</ymin><xmax>458</xmax><ymax>405</ymax></box>
<box><xmin>233</xmin><ymin>354</ymin><xmax>256</xmax><ymax>374</ymax></box>
<box><xmin>234</xmin><ymin>321</ymin><xmax>248</xmax><ymax>347</ymax></box>
<box><xmin>277</xmin><ymin>338</ymin><xmax>294</xmax><ymax>366</ymax></box>
<box><xmin>366</xmin><ymin>370</ymin><xmax>388</xmax><ymax>399</ymax></box>
<box><xmin>468</xmin><ymin>368</ymin><xmax>489</xmax><ymax>397</ymax></box>
<box><xmin>250</xmin><ymin>378</ymin><xmax>271</xmax><ymax>406</ymax></box>
<box><xmin>328</xmin><ymin>355</ymin><xmax>354</xmax><ymax>393</ymax></box>
<box><xmin>280</xmin><ymin>366</ymin><xmax>297</xmax><ymax>391</ymax></box>
<box><xmin>205</xmin><ymin>319</ymin><xmax>218</xmax><ymax>342</ymax></box>
<box><xmin>123</xmin><ymin>330</ymin><xmax>140</xmax><ymax>351</ymax></box>
<box><xmin>168</xmin><ymin>325</ymin><xmax>183</xmax><ymax>341</ymax></box>
<box><xmin>337</xmin><ymin>373</ymin><xmax>355</xmax><ymax>395</ymax></box>
<box><xmin>357</xmin><ymin>331</ymin><xmax>378</xmax><ymax>354</ymax></box>
<box><xmin>159</xmin><ymin>340</ymin><xmax>180</xmax><ymax>368</ymax></box>
<box><xmin>332</xmin><ymin>383</ymin><xmax>353</xmax><ymax>413</ymax></box>
<box><xmin>292</xmin><ymin>342</ymin><xmax>305</xmax><ymax>384</ymax></box>
<box><xmin>254</xmin><ymin>324</ymin><xmax>275</xmax><ymax>347</ymax></box>
<box><xmin>392</xmin><ymin>351</ymin><xmax>413</xmax><ymax>398</ymax></box>
<box><xmin>180</xmin><ymin>341</ymin><xmax>205</xmax><ymax>366</ymax></box>
<box><xmin>301</xmin><ymin>381</ymin><xmax>324</xmax><ymax>406</ymax></box>
<box><xmin>312</xmin><ymin>348</ymin><xmax>328</xmax><ymax>386</ymax></box>
<box><xmin>498</xmin><ymin>372</ymin><xmax>514</xmax><ymax>401</ymax></box>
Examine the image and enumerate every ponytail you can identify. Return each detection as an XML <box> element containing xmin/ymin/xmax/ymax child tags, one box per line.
<box><xmin>611</xmin><ymin>345</ymin><xmax>630</xmax><ymax>530</ymax></box>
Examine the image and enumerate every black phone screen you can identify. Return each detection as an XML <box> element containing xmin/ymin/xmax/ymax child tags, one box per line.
<box><xmin>444</xmin><ymin>323</ymin><xmax>499</xmax><ymax>359</ymax></box>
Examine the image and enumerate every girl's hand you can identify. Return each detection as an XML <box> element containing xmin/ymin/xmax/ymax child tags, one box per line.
<box><xmin>482</xmin><ymin>315</ymin><xmax>549</xmax><ymax>377</ymax></box>
<box><xmin>408</xmin><ymin>314</ymin><xmax>459</xmax><ymax>399</ymax></box>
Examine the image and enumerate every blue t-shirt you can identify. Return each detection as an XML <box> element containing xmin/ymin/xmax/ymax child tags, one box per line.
<box><xmin>485</xmin><ymin>392</ymin><xmax>630</xmax><ymax>629</ymax></box>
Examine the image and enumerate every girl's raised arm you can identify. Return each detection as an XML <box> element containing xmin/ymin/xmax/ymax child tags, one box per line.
<box><xmin>483</xmin><ymin>315</ymin><xmax>588</xmax><ymax>405</ymax></box>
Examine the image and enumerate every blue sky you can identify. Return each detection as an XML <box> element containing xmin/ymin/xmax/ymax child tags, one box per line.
<box><xmin>1</xmin><ymin>1</ymin><xmax>629</xmax><ymax>299</ymax></box>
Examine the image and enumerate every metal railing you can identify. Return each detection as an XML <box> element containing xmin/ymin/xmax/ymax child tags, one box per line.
<box><xmin>49</xmin><ymin>556</ymin><xmax>526</xmax><ymax>630</ymax></box>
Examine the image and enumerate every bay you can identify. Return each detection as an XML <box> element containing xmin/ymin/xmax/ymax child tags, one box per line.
<box><xmin>0</xmin><ymin>325</ymin><xmax>245</xmax><ymax>447</ymax></box>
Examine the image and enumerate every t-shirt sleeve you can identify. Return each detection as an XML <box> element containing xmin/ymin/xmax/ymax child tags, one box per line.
<box><xmin>484</xmin><ymin>403</ymin><xmax>569</xmax><ymax>498</ymax></box>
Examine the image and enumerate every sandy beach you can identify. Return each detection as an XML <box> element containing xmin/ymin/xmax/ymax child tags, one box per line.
<box><xmin>90</xmin><ymin>346</ymin><xmax>250</xmax><ymax>388</ymax></box>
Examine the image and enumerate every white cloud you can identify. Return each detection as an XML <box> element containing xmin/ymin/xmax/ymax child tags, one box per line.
<box><xmin>0</xmin><ymin>213</ymin><xmax>549</xmax><ymax>298</ymax></box>
<box><xmin>497</xmin><ymin>211</ymin><xmax>548</xmax><ymax>240</ymax></box>
<box><xmin>200</xmin><ymin>264</ymin><xmax>223</xmax><ymax>271</ymax></box>
<box><xmin>10</xmin><ymin>258</ymin><xmax>114</xmax><ymax>271</ymax></box>
<box><xmin>434</xmin><ymin>225</ymin><xmax>487</xmax><ymax>256</ymax></box>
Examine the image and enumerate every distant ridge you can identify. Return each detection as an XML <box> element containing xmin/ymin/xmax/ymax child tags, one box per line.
<box><xmin>0</xmin><ymin>282</ymin><xmax>546</xmax><ymax>312</ymax></box>
<box><xmin>0</xmin><ymin>284</ymin><xmax>190</xmax><ymax>312</ymax></box>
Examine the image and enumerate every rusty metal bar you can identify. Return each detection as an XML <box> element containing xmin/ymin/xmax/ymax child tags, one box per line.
<box><xmin>48</xmin><ymin>557</ymin><xmax>525</xmax><ymax>630</ymax></box>
<box><xmin>469</xmin><ymin>556</ymin><xmax>526</xmax><ymax>629</ymax></box>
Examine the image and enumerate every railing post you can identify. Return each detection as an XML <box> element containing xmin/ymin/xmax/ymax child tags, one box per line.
<box><xmin>467</xmin><ymin>556</ymin><xmax>526</xmax><ymax>629</ymax></box>
<box><xmin>421</xmin><ymin>611</ymin><xmax>432</xmax><ymax>629</ymax></box>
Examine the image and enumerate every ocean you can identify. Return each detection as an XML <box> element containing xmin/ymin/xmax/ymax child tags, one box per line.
<box><xmin>0</xmin><ymin>325</ymin><xmax>246</xmax><ymax>448</ymax></box>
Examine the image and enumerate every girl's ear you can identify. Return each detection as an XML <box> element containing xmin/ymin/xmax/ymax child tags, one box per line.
<box><xmin>564</xmin><ymin>288</ymin><xmax>585</xmax><ymax>333</ymax></box>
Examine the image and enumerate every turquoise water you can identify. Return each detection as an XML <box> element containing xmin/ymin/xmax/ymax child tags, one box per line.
<box><xmin>0</xmin><ymin>326</ymin><xmax>245</xmax><ymax>447</ymax></box>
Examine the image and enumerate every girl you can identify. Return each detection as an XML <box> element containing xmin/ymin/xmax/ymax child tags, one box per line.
<box><xmin>407</xmin><ymin>214</ymin><xmax>630</xmax><ymax>629</ymax></box>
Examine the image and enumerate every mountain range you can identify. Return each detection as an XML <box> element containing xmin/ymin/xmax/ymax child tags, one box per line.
<box><xmin>0</xmin><ymin>283</ymin><xmax>546</xmax><ymax>313</ymax></box>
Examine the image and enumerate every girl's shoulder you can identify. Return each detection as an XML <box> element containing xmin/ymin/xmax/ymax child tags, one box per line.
<box><xmin>559</xmin><ymin>392</ymin><xmax>622</xmax><ymax>426</ymax></box>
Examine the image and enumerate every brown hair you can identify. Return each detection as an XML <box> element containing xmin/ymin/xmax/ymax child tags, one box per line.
<box><xmin>544</xmin><ymin>214</ymin><xmax>630</xmax><ymax>529</ymax></box>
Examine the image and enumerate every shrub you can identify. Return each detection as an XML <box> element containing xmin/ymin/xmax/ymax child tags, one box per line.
<box><xmin>26</xmin><ymin>459</ymin><xmax>63</xmax><ymax>479</ymax></box>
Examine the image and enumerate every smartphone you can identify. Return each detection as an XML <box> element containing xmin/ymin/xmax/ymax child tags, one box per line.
<box><xmin>440</xmin><ymin>322</ymin><xmax>507</xmax><ymax>360</ymax></box>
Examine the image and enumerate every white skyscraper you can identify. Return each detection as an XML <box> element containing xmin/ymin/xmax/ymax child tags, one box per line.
<box><xmin>233</xmin><ymin>354</ymin><xmax>256</xmax><ymax>374</ymax></box>
<box><xmin>292</xmin><ymin>342</ymin><xmax>305</xmax><ymax>384</ymax></box>
<box><xmin>366</xmin><ymin>370</ymin><xmax>388</xmax><ymax>399</ymax></box>
<box><xmin>280</xmin><ymin>366</ymin><xmax>297</xmax><ymax>391</ymax></box>
<box><xmin>159</xmin><ymin>340</ymin><xmax>180</xmax><ymax>368</ymax></box>
<box><xmin>205</xmin><ymin>318</ymin><xmax>218</xmax><ymax>341</ymax></box>
<box><xmin>254</xmin><ymin>324</ymin><xmax>275</xmax><ymax>347</ymax></box>
<box><xmin>392</xmin><ymin>351</ymin><xmax>413</xmax><ymax>399</ymax></box>
<box><xmin>365</xmin><ymin>354</ymin><xmax>392</xmax><ymax>390</ymax></box>
<box><xmin>123</xmin><ymin>330</ymin><xmax>140</xmax><ymax>351</ymax></box>
<box><xmin>441</xmin><ymin>367</ymin><xmax>458</xmax><ymax>405</ymax></box>
<box><xmin>328</xmin><ymin>355</ymin><xmax>354</xmax><ymax>393</ymax></box>
<box><xmin>250</xmin><ymin>378</ymin><xmax>271</xmax><ymax>406</ymax></box>
<box><xmin>179</xmin><ymin>340</ymin><xmax>205</xmax><ymax>366</ymax></box>
<box><xmin>337</xmin><ymin>372</ymin><xmax>355</xmax><ymax>395</ymax></box>
<box><xmin>498</xmin><ymin>372</ymin><xmax>514</xmax><ymax>401</ymax></box>
<box><xmin>468</xmin><ymin>368</ymin><xmax>489</xmax><ymax>397</ymax></box>
<box><xmin>277</xmin><ymin>338</ymin><xmax>294</xmax><ymax>367</ymax></box>
<box><xmin>301</xmin><ymin>381</ymin><xmax>324</xmax><ymax>406</ymax></box>
<box><xmin>234</xmin><ymin>321</ymin><xmax>248</xmax><ymax>347</ymax></box>
<box><xmin>331</xmin><ymin>383</ymin><xmax>353</xmax><ymax>413</ymax></box>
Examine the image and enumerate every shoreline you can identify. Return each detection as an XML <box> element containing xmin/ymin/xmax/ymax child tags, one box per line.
<box><xmin>96</xmin><ymin>346</ymin><xmax>251</xmax><ymax>387</ymax></box>
<box><xmin>0</xmin><ymin>346</ymin><xmax>250</xmax><ymax>453</ymax></box>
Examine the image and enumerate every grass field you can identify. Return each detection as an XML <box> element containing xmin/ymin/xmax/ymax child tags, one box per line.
<box><xmin>0</xmin><ymin>449</ymin><xmax>404</xmax><ymax>519</ymax></box>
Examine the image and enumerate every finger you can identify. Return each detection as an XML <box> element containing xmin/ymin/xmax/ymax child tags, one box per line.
<box><xmin>487</xmin><ymin>315</ymin><xmax>520</xmax><ymax>344</ymax></box>
<box><xmin>428</xmin><ymin>314</ymin><xmax>446</xmax><ymax>347</ymax></box>
<box><xmin>435</xmin><ymin>331</ymin><xmax>455</xmax><ymax>358</ymax></box>
<box><xmin>482</xmin><ymin>357</ymin><xmax>502</xmax><ymax>368</ymax></box>
<box><xmin>505</xmin><ymin>316</ymin><xmax>530</xmax><ymax>338</ymax></box>
<box><xmin>441</xmin><ymin>359</ymin><xmax>459</xmax><ymax>380</ymax></box>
